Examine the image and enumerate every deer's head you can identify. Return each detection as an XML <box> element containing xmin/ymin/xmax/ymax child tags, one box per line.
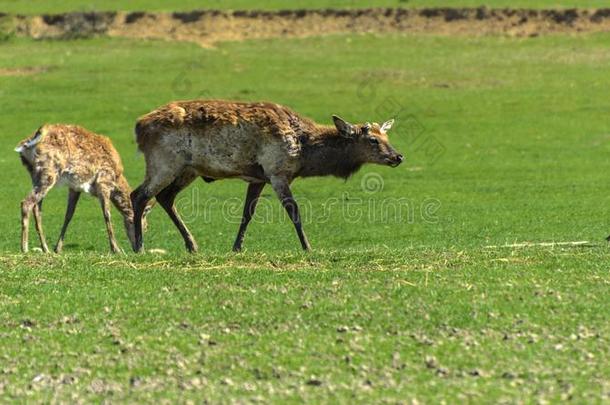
<box><xmin>332</xmin><ymin>115</ymin><xmax>403</xmax><ymax>167</ymax></box>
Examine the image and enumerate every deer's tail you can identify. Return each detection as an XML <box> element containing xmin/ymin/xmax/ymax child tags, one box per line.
<box><xmin>135</xmin><ymin>104</ymin><xmax>187</xmax><ymax>153</ymax></box>
<box><xmin>134</xmin><ymin>120</ymin><xmax>148</xmax><ymax>153</ymax></box>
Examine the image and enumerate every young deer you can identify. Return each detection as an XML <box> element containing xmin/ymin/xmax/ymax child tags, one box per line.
<box><xmin>16</xmin><ymin>124</ymin><xmax>149</xmax><ymax>253</ymax></box>
<box><xmin>131</xmin><ymin>100</ymin><xmax>403</xmax><ymax>253</ymax></box>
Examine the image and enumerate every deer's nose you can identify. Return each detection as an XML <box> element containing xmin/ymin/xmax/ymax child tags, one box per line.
<box><xmin>396</xmin><ymin>154</ymin><xmax>404</xmax><ymax>163</ymax></box>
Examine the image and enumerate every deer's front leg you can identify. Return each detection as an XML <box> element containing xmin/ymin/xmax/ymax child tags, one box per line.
<box><xmin>99</xmin><ymin>193</ymin><xmax>122</xmax><ymax>254</ymax></box>
<box><xmin>21</xmin><ymin>180</ymin><xmax>55</xmax><ymax>253</ymax></box>
<box><xmin>270</xmin><ymin>176</ymin><xmax>311</xmax><ymax>251</ymax></box>
<box><xmin>55</xmin><ymin>190</ymin><xmax>81</xmax><ymax>253</ymax></box>
<box><xmin>21</xmin><ymin>198</ymin><xmax>32</xmax><ymax>254</ymax></box>
<box><xmin>32</xmin><ymin>201</ymin><xmax>50</xmax><ymax>253</ymax></box>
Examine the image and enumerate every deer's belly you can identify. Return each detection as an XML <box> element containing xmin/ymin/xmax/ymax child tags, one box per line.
<box><xmin>190</xmin><ymin>134</ymin><xmax>260</xmax><ymax>178</ymax></box>
<box><xmin>57</xmin><ymin>173</ymin><xmax>95</xmax><ymax>194</ymax></box>
<box><xmin>192</xmin><ymin>161</ymin><xmax>266</xmax><ymax>182</ymax></box>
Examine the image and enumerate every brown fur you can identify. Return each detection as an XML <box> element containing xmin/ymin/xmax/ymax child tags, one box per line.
<box><xmin>131</xmin><ymin>99</ymin><xmax>403</xmax><ymax>252</ymax></box>
<box><xmin>16</xmin><ymin>124</ymin><xmax>146</xmax><ymax>253</ymax></box>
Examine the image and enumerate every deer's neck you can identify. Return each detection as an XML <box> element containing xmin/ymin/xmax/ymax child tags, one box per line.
<box><xmin>111</xmin><ymin>176</ymin><xmax>134</xmax><ymax>221</ymax></box>
<box><xmin>297</xmin><ymin>125</ymin><xmax>364</xmax><ymax>179</ymax></box>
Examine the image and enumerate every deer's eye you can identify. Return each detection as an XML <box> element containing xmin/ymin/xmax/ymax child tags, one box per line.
<box><xmin>369</xmin><ymin>137</ymin><xmax>379</xmax><ymax>145</ymax></box>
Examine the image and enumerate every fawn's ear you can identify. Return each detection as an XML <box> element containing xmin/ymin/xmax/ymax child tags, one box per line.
<box><xmin>15</xmin><ymin>126</ymin><xmax>46</xmax><ymax>152</ymax></box>
<box><xmin>380</xmin><ymin>119</ymin><xmax>395</xmax><ymax>134</ymax></box>
<box><xmin>332</xmin><ymin>115</ymin><xmax>355</xmax><ymax>137</ymax></box>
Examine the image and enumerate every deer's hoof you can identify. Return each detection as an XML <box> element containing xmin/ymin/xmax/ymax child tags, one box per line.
<box><xmin>186</xmin><ymin>242</ymin><xmax>199</xmax><ymax>253</ymax></box>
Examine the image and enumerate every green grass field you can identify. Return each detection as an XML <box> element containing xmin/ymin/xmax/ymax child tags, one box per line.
<box><xmin>0</xmin><ymin>10</ymin><xmax>609</xmax><ymax>404</ymax></box>
<box><xmin>1</xmin><ymin>0</ymin><xmax>610</xmax><ymax>14</ymax></box>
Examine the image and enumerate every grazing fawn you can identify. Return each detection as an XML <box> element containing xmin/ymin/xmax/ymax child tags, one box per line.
<box><xmin>130</xmin><ymin>100</ymin><xmax>403</xmax><ymax>253</ymax></box>
<box><xmin>16</xmin><ymin>124</ymin><xmax>149</xmax><ymax>253</ymax></box>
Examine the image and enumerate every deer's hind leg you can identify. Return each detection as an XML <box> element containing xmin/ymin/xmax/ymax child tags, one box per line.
<box><xmin>233</xmin><ymin>182</ymin><xmax>265</xmax><ymax>252</ymax></box>
<box><xmin>131</xmin><ymin>167</ymin><xmax>182</xmax><ymax>253</ymax></box>
<box><xmin>21</xmin><ymin>173</ymin><xmax>57</xmax><ymax>253</ymax></box>
<box><xmin>156</xmin><ymin>171</ymin><xmax>199</xmax><ymax>253</ymax></box>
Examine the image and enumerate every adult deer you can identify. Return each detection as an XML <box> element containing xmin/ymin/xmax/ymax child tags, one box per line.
<box><xmin>131</xmin><ymin>100</ymin><xmax>403</xmax><ymax>252</ymax></box>
<box><xmin>16</xmin><ymin>124</ymin><xmax>150</xmax><ymax>253</ymax></box>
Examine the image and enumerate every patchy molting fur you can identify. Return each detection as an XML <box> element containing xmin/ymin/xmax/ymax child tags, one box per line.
<box><xmin>131</xmin><ymin>99</ymin><xmax>403</xmax><ymax>253</ymax></box>
<box><xmin>16</xmin><ymin>124</ymin><xmax>147</xmax><ymax>253</ymax></box>
<box><xmin>135</xmin><ymin>100</ymin><xmax>401</xmax><ymax>181</ymax></box>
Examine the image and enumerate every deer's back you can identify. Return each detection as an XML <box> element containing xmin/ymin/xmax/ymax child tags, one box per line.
<box><xmin>136</xmin><ymin>100</ymin><xmax>309</xmax><ymax>140</ymax></box>
<box><xmin>135</xmin><ymin>100</ymin><xmax>309</xmax><ymax>179</ymax></box>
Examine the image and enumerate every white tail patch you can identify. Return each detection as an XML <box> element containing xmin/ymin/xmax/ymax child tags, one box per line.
<box><xmin>15</xmin><ymin>130</ymin><xmax>44</xmax><ymax>153</ymax></box>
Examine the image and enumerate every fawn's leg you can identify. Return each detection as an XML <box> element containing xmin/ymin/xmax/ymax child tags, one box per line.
<box><xmin>21</xmin><ymin>175</ymin><xmax>56</xmax><ymax>253</ymax></box>
<box><xmin>54</xmin><ymin>190</ymin><xmax>81</xmax><ymax>253</ymax></box>
<box><xmin>99</xmin><ymin>192</ymin><xmax>122</xmax><ymax>254</ymax></box>
<box><xmin>270</xmin><ymin>176</ymin><xmax>311</xmax><ymax>251</ymax></box>
<box><xmin>32</xmin><ymin>200</ymin><xmax>50</xmax><ymax>253</ymax></box>
<box><xmin>232</xmin><ymin>182</ymin><xmax>265</xmax><ymax>252</ymax></box>
<box><xmin>156</xmin><ymin>173</ymin><xmax>198</xmax><ymax>252</ymax></box>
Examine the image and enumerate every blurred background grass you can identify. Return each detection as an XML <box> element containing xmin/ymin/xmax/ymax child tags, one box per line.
<box><xmin>2</xmin><ymin>33</ymin><xmax>610</xmax><ymax>253</ymax></box>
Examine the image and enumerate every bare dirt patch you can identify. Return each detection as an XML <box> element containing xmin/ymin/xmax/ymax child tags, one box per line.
<box><xmin>6</xmin><ymin>8</ymin><xmax>610</xmax><ymax>47</ymax></box>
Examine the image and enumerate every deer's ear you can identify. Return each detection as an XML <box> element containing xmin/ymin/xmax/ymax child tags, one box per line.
<box><xmin>381</xmin><ymin>119</ymin><xmax>395</xmax><ymax>133</ymax></box>
<box><xmin>332</xmin><ymin>115</ymin><xmax>355</xmax><ymax>137</ymax></box>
